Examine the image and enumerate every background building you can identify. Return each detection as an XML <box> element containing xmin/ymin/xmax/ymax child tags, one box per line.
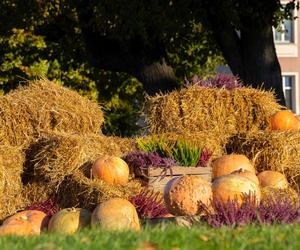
<box><xmin>275</xmin><ymin>1</ymin><xmax>300</xmax><ymax>114</ymax></box>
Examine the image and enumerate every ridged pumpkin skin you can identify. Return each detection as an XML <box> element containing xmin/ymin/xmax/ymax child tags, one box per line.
<box><xmin>92</xmin><ymin>155</ymin><xmax>129</xmax><ymax>184</ymax></box>
<box><xmin>211</xmin><ymin>154</ymin><xmax>255</xmax><ymax>181</ymax></box>
<box><xmin>164</xmin><ymin>175</ymin><xmax>212</xmax><ymax>216</ymax></box>
<box><xmin>0</xmin><ymin>210</ymin><xmax>49</xmax><ymax>236</ymax></box>
<box><xmin>91</xmin><ymin>198</ymin><xmax>140</xmax><ymax>231</ymax></box>
<box><xmin>257</xmin><ymin>170</ymin><xmax>289</xmax><ymax>189</ymax></box>
<box><xmin>212</xmin><ymin>174</ymin><xmax>261</xmax><ymax>206</ymax></box>
<box><xmin>270</xmin><ymin>110</ymin><xmax>298</xmax><ymax>131</ymax></box>
<box><xmin>231</xmin><ymin>169</ymin><xmax>259</xmax><ymax>186</ymax></box>
<box><xmin>48</xmin><ymin>208</ymin><xmax>91</xmax><ymax>234</ymax></box>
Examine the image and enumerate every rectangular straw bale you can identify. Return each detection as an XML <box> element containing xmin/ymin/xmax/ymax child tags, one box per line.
<box><xmin>0</xmin><ymin>78</ymin><xmax>104</xmax><ymax>147</ymax></box>
<box><xmin>146</xmin><ymin>85</ymin><xmax>282</xmax><ymax>135</ymax></box>
<box><xmin>56</xmin><ymin>174</ymin><xmax>142</xmax><ymax>210</ymax></box>
<box><xmin>226</xmin><ymin>131</ymin><xmax>300</xmax><ymax>187</ymax></box>
<box><xmin>0</xmin><ymin>145</ymin><xmax>25</xmax><ymax>220</ymax></box>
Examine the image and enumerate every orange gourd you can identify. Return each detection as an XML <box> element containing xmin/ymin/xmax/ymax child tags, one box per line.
<box><xmin>211</xmin><ymin>154</ymin><xmax>255</xmax><ymax>181</ymax></box>
<box><xmin>164</xmin><ymin>175</ymin><xmax>212</xmax><ymax>216</ymax></box>
<box><xmin>92</xmin><ymin>155</ymin><xmax>129</xmax><ymax>184</ymax></box>
<box><xmin>212</xmin><ymin>174</ymin><xmax>261</xmax><ymax>206</ymax></box>
<box><xmin>270</xmin><ymin>110</ymin><xmax>298</xmax><ymax>131</ymax></box>
<box><xmin>91</xmin><ymin>198</ymin><xmax>140</xmax><ymax>231</ymax></box>
<box><xmin>257</xmin><ymin>170</ymin><xmax>289</xmax><ymax>189</ymax></box>
<box><xmin>0</xmin><ymin>210</ymin><xmax>49</xmax><ymax>236</ymax></box>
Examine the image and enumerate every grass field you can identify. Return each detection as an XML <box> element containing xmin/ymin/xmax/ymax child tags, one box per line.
<box><xmin>1</xmin><ymin>223</ymin><xmax>300</xmax><ymax>250</ymax></box>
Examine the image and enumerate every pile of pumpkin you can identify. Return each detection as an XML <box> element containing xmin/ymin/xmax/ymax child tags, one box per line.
<box><xmin>0</xmin><ymin>152</ymin><xmax>294</xmax><ymax>236</ymax></box>
<box><xmin>165</xmin><ymin>153</ymin><xmax>294</xmax><ymax>216</ymax></box>
<box><xmin>0</xmin><ymin>156</ymin><xmax>140</xmax><ymax>236</ymax></box>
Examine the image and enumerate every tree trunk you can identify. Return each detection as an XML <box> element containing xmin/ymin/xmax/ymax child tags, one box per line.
<box><xmin>240</xmin><ymin>24</ymin><xmax>286</xmax><ymax>106</ymax></box>
<box><xmin>134</xmin><ymin>58</ymin><xmax>178</xmax><ymax>95</ymax></box>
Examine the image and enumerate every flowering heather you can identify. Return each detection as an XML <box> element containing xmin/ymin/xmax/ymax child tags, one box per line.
<box><xmin>199</xmin><ymin>192</ymin><xmax>300</xmax><ymax>228</ymax></box>
<box><xmin>26</xmin><ymin>198</ymin><xmax>60</xmax><ymax>217</ymax></box>
<box><xmin>184</xmin><ymin>73</ymin><xmax>242</xmax><ymax>90</ymax></box>
<box><xmin>197</xmin><ymin>147</ymin><xmax>212</xmax><ymax>167</ymax></box>
<box><xmin>123</xmin><ymin>151</ymin><xmax>178</xmax><ymax>178</ymax></box>
<box><xmin>129</xmin><ymin>189</ymin><xmax>169</xmax><ymax>218</ymax></box>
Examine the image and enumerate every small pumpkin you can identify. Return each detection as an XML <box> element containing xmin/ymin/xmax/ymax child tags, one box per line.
<box><xmin>212</xmin><ymin>174</ymin><xmax>261</xmax><ymax>206</ymax></box>
<box><xmin>231</xmin><ymin>168</ymin><xmax>259</xmax><ymax>186</ymax></box>
<box><xmin>48</xmin><ymin>208</ymin><xmax>91</xmax><ymax>234</ymax></box>
<box><xmin>257</xmin><ymin>170</ymin><xmax>289</xmax><ymax>189</ymax></box>
<box><xmin>91</xmin><ymin>198</ymin><xmax>140</xmax><ymax>231</ymax></box>
<box><xmin>211</xmin><ymin>154</ymin><xmax>255</xmax><ymax>181</ymax></box>
<box><xmin>0</xmin><ymin>210</ymin><xmax>49</xmax><ymax>236</ymax></box>
<box><xmin>269</xmin><ymin>110</ymin><xmax>298</xmax><ymax>131</ymax></box>
<box><xmin>92</xmin><ymin>155</ymin><xmax>129</xmax><ymax>184</ymax></box>
<box><xmin>164</xmin><ymin>175</ymin><xmax>212</xmax><ymax>216</ymax></box>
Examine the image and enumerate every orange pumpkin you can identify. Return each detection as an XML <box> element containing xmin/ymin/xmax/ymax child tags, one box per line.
<box><xmin>92</xmin><ymin>155</ymin><xmax>129</xmax><ymax>184</ymax></box>
<box><xmin>211</xmin><ymin>154</ymin><xmax>255</xmax><ymax>181</ymax></box>
<box><xmin>164</xmin><ymin>175</ymin><xmax>212</xmax><ymax>216</ymax></box>
<box><xmin>48</xmin><ymin>208</ymin><xmax>91</xmax><ymax>234</ymax></box>
<box><xmin>257</xmin><ymin>170</ymin><xmax>289</xmax><ymax>189</ymax></box>
<box><xmin>231</xmin><ymin>168</ymin><xmax>259</xmax><ymax>186</ymax></box>
<box><xmin>91</xmin><ymin>198</ymin><xmax>140</xmax><ymax>231</ymax></box>
<box><xmin>212</xmin><ymin>174</ymin><xmax>261</xmax><ymax>206</ymax></box>
<box><xmin>270</xmin><ymin>110</ymin><xmax>298</xmax><ymax>131</ymax></box>
<box><xmin>0</xmin><ymin>210</ymin><xmax>49</xmax><ymax>236</ymax></box>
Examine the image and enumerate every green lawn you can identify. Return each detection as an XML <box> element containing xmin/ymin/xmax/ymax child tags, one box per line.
<box><xmin>0</xmin><ymin>223</ymin><xmax>300</xmax><ymax>250</ymax></box>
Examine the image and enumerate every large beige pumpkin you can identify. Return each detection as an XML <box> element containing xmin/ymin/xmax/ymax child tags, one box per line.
<box><xmin>257</xmin><ymin>170</ymin><xmax>289</xmax><ymax>189</ymax></box>
<box><xmin>231</xmin><ymin>169</ymin><xmax>259</xmax><ymax>186</ymax></box>
<box><xmin>211</xmin><ymin>154</ymin><xmax>255</xmax><ymax>181</ymax></box>
<box><xmin>92</xmin><ymin>155</ymin><xmax>129</xmax><ymax>184</ymax></box>
<box><xmin>48</xmin><ymin>208</ymin><xmax>91</xmax><ymax>234</ymax></box>
<box><xmin>91</xmin><ymin>198</ymin><xmax>140</xmax><ymax>231</ymax></box>
<box><xmin>212</xmin><ymin>174</ymin><xmax>261</xmax><ymax>206</ymax></box>
<box><xmin>164</xmin><ymin>175</ymin><xmax>212</xmax><ymax>216</ymax></box>
<box><xmin>0</xmin><ymin>210</ymin><xmax>49</xmax><ymax>236</ymax></box>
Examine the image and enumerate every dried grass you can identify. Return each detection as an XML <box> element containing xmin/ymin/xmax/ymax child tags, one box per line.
<box><xmin>261</xmin><ymin>186</ymin><xmax>299</xmax><ymax>207</ymax></box>
<box><xmin>0</xmin><ymin>78</ymin><xmax>103</xmax><ymax>147</ymax></box>
<box><xmin>226</xmin><ymin>131</ymin><xmax>300</xmax><ymax>187</ymax></box>
<box><xmin>146</xmin><ymin>86</ymin><xmax>282</xmax><ymax>135</ymax></box>
<box><xmin>0</xmin><ymin>145</ymin><xmax>25</xmax><ymax>220</ymax></box>
<box><xmin>24</xmin><ymin>131</ymin><xmax>140</xmax><ymax>209</ymax></box>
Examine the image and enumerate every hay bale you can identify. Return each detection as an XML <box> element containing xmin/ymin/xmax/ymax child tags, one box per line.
<box><xmin>137</xmin><ymin>131</ymin><xmax>228</xmax><ymax>161</ymax></box>
<box><xmin>0</xmin><ymin>78</ymin><xmax>103</xmax><ymax>147</ymax></box>
<box><xmin>0</xmin><ymin>145</ymin><xmax>25</xmax><ymax>220</ymax></box>
<box><xmin>21</xmin><ymin>181</ymin><xmax>55</xmax><ymax>208</ymax></box>
<box><xmin>261</xmin><ymin>186</ymin><xmax>299</xmax><ymax>207</ymax></box>
<box><xmin>56</xmin><ymin>174</ymin><xmax>142</xmax><ymax>210</ymax></box>
<box><xmin>146</xmin><ymin>86</ymin><xmax>282</xmax><ymax>135</ymax></box>
<box><xmin>24</xmin><ymin>131</ymin><xmax>139</xmax><ymax>209</ymax></box>
<box><xmin>226</xmin><ymin>131</ymin><xmax>300</xmax><ymax>187</ymax></box>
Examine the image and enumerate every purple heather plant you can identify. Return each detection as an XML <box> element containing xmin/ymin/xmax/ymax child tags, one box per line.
<box><xmin>26</xmin><ymin>197</ymin><xmax>60</xmax><ymax>217</ymax></box>
<box><xmin>123</xmin><ymin>151</ymin><xmax>178</xmax><ymax>179</ymax></box>
<box><xmin>129</xmin><ymin>188</ymin><xmax>169</xmax><ymax>218</ymax></box>
<box><xmin>199</xmin><ymin>192</ymin><xmax>300</xmax><ymax>228</ymax></box>
<box><xmin>197</xmin><ymin>147</ymin><xmax>213</xmax><ymax>167</ymax></box>
<box><xmin>184</xmin><ymin>73</ymin><xmax>242</xmax><ymax>90</ymax></box>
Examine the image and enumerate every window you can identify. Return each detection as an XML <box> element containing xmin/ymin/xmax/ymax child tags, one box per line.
<box><xmin>283</xmin><ymin>75</ymin><xmax>296</xmax><ymax>112</ymax></box>
<box><xmin>274</xmin><ymin>19</ymin><xmax>294</xmax><ymax>43</ymax></box>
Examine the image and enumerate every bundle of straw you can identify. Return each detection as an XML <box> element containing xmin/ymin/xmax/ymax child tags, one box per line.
<box><xmin>146</xmin><ymin>86</ymin><xmax>282</xmax><ymax>135</ymax></box>
<box><xmin>0</xmin><ymin>78</ymin><xmax>104</xmax><ymax>147</ymax></box>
